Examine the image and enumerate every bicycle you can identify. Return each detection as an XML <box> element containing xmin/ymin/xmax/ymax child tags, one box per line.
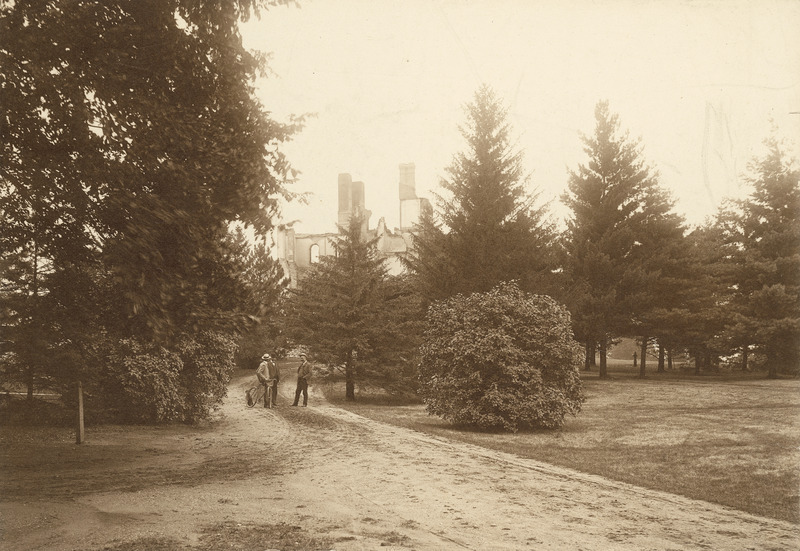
<box><xmin>246</xmin><ymin>379</ymin><xmax>276</xmax><ymax>408</ymax></box>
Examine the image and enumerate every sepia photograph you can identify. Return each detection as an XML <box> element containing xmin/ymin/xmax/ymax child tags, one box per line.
<box><xmin>2</xmin><ymin>1</ymin><xmax>799</xmax><ymax>549</ymax></box>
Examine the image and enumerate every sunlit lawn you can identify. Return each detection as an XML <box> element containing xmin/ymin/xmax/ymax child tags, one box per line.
<box><xmin>322</xmin><ymin>363</ymin><xmax>800</xmax><ymax>524</ymax></box>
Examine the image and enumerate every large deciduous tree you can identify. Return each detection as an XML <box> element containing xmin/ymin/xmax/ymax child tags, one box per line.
<box><xmin>1</xmin><ymin>1</ymin><xmax>299</xmax><ymax>414</ymax></box>
<box><xmin>287</xmin><ymin>214</ymin><xmax>421</xmax><ymax>400</ymax></box>
<box><xmin>562</xmin><ymin>100</ymin><xmax>683</xmax><ymax>378</ymax></box>
<box><xmin>404</xmin><ymin>85</ymin><xmax>557</xmax><ymax>303</ymax></box>
<box><xmin>2</xmin><ymin>0</ymin><xmax>299</xmax><ymax>330</ymax></box>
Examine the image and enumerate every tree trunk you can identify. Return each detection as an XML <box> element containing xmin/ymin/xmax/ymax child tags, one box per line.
<box><xmin>584</xmin><ymin>341</ymin><xmax>593</xmax><ymax>371</ymax></box>
<box><xmin>639</xmin><ymin>336</ymin><xmax>648</xmax><ymax>378</ymax></box>
<box><xmin>767</xmin><ymin>350</ymin><xmax>778</xmax><ymax>379</ymax></box>
<box><xmin>767</xmin><ymin>365</ymin><xmax>778</xmax><ymax>379</ymax></box>
<box><xmin>599</xmin><ymin>339</ymin><xmax>608</xmax><ymax>379</ymax></box>
<box><xmin>345</xmin><ymin>351</ymin><xmax>356</xmax><ymax>400</ymax></box>
<box><xmin>741</xmin><ymin>346</ymin><xmax>749</xmax><ymax>372</ymax></box>
<box><xmin>26</xmin><ymin>366</ymin><xmax>34</xmax><ymax>401</ymax></box>
<box><xmin>76</xmin><ymin>381</ymin><xmax>85</xmax><ymax>444</ymax></box>
<box><xmin>27</xmin><ymin>239</ymin><xmax>39</xmax><ymax>401</ymax></box>
<box><xmin>657</xmin><ymin>343</ymin><xmax>666</xmax><ymax>373</ymax></box>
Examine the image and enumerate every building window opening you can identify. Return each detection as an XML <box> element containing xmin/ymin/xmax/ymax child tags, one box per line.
<box><xmin>310</xmin><ymin>243</ymin><xmax>320</xmax><ymax>264</ymax></box>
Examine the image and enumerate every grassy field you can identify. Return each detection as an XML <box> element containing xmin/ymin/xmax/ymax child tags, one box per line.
<box><xmin>322</xmin><ymin>364</ymin><xmax>800</xmax><ymax>524</ymax></box>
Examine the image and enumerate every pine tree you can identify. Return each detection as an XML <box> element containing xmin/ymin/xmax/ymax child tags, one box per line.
<box><xmin>405</xmin><ymin>85</ymin><xmax>557</xmax><ymax>303</ymax></box>
<box><xmin>562</xmin><ymin>101</ymin><xmax>680</xmax><ymax>378</ymax></box>
<box><xmin>288</xmin><ymin>214</ymin><xmax>421</xmax><ymax>399</ymax></box>
<box><xmin>722</xmin><ymin>136</ymin><xmax>800</xmax><ymax>377</ymax></box>
<box><xmin>628</xmin><ymin>199</ymin><xmax>687</xmax><ymax>376</ymax></box>
<box><xmin>654</xmin><ymin>222</ymin><xmax>731</xmax><ymax>374</ymax></box>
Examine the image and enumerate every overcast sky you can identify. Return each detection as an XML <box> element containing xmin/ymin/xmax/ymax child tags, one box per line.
<box><xmin>241</xmin><ymin>0</ymin><xmax>800</xmax><ymax>235</ymax></box>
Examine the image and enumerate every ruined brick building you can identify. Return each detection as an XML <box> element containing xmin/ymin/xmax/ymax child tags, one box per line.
<box><xmin>274</xmin><ymin>163</ymin><xmax>431</xmax><ymax>288</ymax></box>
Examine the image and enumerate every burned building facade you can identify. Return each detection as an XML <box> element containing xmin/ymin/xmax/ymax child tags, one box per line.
<box><xmin>274</xmin><ymin>163</ymin><xmax>431</xmax><ymax>288</ymax></box>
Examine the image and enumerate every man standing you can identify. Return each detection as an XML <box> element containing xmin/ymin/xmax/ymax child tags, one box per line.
<box><xmin>256</xmin><ymin>353</ymin><xmax>279</xmax><ymax>408</ymax></box>
<box><xmin>292</xmin><ymin>353</ymin><xmax>312</xmax><ymax>407</ymax></box>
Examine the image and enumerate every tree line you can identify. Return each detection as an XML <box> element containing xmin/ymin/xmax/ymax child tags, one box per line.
<box><xmin>292</xmin><ymin>86</ymin><xmax>799</xmax><ymax>394</ymax></box>
<box><xmin>2</xmin><ymin>2</ymin><xmax>797</xmax><ymax>426</ymax></box>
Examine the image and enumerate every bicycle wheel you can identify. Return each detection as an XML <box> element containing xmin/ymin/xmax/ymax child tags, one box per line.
<box><xmin>265</xmin><ymin>385</ymin><xmax>273</xmax><ymax>409</ymax></box>
<box><xmin>248</xmin><ymin>385</ymin><xmax>265</xmax><ymax>408</ymax></box>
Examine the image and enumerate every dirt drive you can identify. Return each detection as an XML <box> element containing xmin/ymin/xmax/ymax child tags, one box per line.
<box><xmin>2</xmin><ymin>369</ymin><xmax>799</xmax><ymax>551</ymax></box>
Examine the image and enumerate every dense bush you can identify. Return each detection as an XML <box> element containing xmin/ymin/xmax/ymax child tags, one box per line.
<box><xmin>177</xmin><ymin>331</ymin><xmax>237</xmax><ymax>422</ymax></box>
<box><xmin>102</xmin><ymin>338</ymin><xmax>186</xmax><ymax>423</ymax></box>
<box><xmin>418</xmin><ymin>282</ymin><xmax>584</xmax><ymax>432</ymax></box>
<box><xmin>88</xmin><ymin>331</ymin><xmax>237</xmax><ymax>423</ymax></box>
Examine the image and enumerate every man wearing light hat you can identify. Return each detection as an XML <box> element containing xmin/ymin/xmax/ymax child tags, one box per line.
<box><xmin>256</xmin><ymin>353</ymin><xmax>279</xmax><ymax>408</ymax></box>
<box><xmin>292</xmin><ymin>353</ymin><xmax>312</xmax><ymax>407</ymax></box>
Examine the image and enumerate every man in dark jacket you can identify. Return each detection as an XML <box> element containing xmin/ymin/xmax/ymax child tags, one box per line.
<box><xmin>292</xmin><ymin>353</ymin><xmax>312</xmax><ymax>407</ymax></box>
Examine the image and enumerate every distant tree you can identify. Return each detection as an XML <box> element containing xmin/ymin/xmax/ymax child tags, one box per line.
<box><xmin>629</xmin><ymin>210</ymin><xmax>688</xmax><ymax>377</ymax></box>
<box><xmin>226</xmin><ymin>227</ymin><xmax>290</xmax><ymax>369</ymax></box>
<box><xmin>288</xmin><ymin>214</ymin><xmax>422</xmax><ymax>400</ymax></box>
<box><xmin>562</xmin><ymin>100</ymin><xmax>681</xmax><ymax>378</ymax></box>
<box><xmin>649</xmin><ymin>222</ymin><xmax>731</xmax><ymax>374</ymax></box>
<box><xmin>404</xmin><ymin>85</ymin><xmax>557</xmax><ymax>304</ymax></box>
<box><xmin>719</xmin><ymin>136</ymin><xmax>800</xmax><ymax>377</ymax></box>
<box><xmin>418</xmin><ymin>282</ymin><xmax>584</xmax><ymax>432</ymax></box>
<box><xmin>0</xmin><ymin>229</ymin><xmax>53</xmax><ymax>399</ymax></box>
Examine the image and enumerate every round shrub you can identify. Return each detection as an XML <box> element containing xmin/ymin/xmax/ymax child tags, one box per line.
<box><xmin>104</xmin><ymin>338</ymin><xmax>185</xmax><ymax>423</ymax></box>
<box><xmin>90</xmin><ymin>331</ymin><xmax>237</xmax><ymax>424</ymax></box>
<box><xmin>418</xmin><ymin>281</ymin><xmax>584</xmax><ymax>432</ymax></box>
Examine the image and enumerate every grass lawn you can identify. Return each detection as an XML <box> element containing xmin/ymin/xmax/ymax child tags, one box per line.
<box><xmin>321</xmin><ymin>363</ymin><xmax>800</xmax><ymax>524</ymax></box>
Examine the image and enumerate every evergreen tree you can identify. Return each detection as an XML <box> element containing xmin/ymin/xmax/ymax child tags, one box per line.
<box><xmin>721</xmin><ymin>136</ymin><xmax>800</xmax><ymax>377</ymax></box>
<box><xmin>227</xmin><ymin>227</ymin><xmax>291</xmax><ymax>369</ymax></box>
<box><xmin>654</xmin><ymin>222</ymin><xmax>731</xmax><ymax>374</ymax></box>
<box><xmin>562</xmin><ymin>101</ymin><xmax>679</xmax><ymax>378</ymax></box>
<box><xmin>405</xmin><ymin>85</ymin><xmax>557</xmax><ymax>303</ymax></box>
<box><xmin>288</xmin><ymin>214</ymin><xmax>421</xmax><ymax>400</ymax></box>
<box><xmin>629</xmin><ymin>204</ymin><xmax>687</xmax><ymax>377</ymax></box>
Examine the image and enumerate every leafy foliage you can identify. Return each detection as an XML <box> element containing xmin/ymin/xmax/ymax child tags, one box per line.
<box><xmin>83</xmin><ymin>331</ymin><xmax>236</xmax><ymax>424</ymax></box>
<box><xmin>418</xmin><ymin>282</ymin><xmax>584</xmax><ymax>432</ymax></box>
<box><xmin>405</xmin><ymin>85</ymin><xmax>557</xmax><ymax>303</ymax></box>
<box><xmin>0</xmin><ymin>1</ymin><xmax>297</xmax><ymax>411</ymax></box>
<box><xmin>99</xmin><ymin>338</ymin><xmax>186</xmax><ymax>423</ymax></box>
<box><xmin>176</xmin><ymin>331</ymin><xmax>238</xmax><ymax>422</ymax></box>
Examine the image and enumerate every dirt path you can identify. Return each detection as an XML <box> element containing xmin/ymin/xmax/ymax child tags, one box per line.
<box><xmin>2</xmin><ymin>371</ymin><xmax>798</xmax><ymax>550</ymax></box>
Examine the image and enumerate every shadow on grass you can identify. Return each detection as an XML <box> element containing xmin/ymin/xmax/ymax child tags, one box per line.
<box><xmin>0</xmin><ymin>396</ymin><xmax>73</xmax><ymax>427</ymax></box>
<box><xmin>319</xmin><ymin>380</ymin><xmax>422</xmax><ymax>407</ymax></box>
<box><xmin>583</xmin><ymin>361</ymin><xmax>783</xmax><ymax>382</ymax></box>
